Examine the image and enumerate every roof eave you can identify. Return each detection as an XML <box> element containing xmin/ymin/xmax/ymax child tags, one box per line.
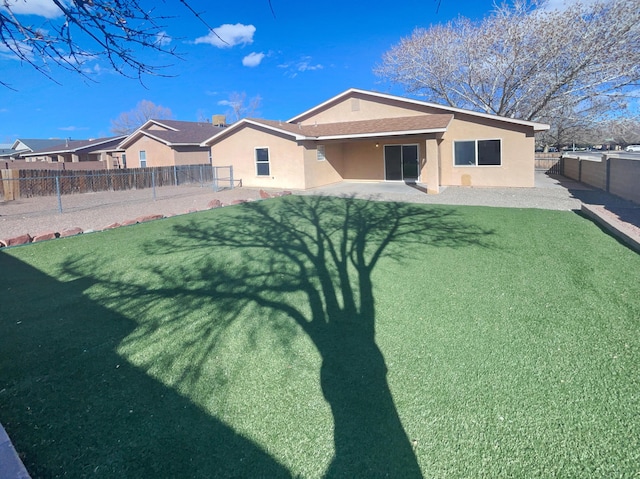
<box><xmin>308</xmin><ymin>128</ymin><xmax>448</xmax><ymax>141</ymax></box>
<box><xmin>201</xmin><ymin>119</ymin><xmax>303</xmax><ymax>146</ymax></box>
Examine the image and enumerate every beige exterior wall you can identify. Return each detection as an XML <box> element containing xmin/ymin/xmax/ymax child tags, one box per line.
<box><xmin>302</xmin><ymin>142</ymin><xmax>344</xmax><ymax>189</ymax></box>
<box><xmin>297</xmin><ymin>94</ymin><xmax>438</xmax><ymax>124</ymax></box>
<box><xmin>122</xmin><ymin>137</ymin><xmax>207</xmax><ymax>167</ymax></box>
<box><xmin>341</xmin><ymin>141</ymin><xmax>384</xmax><ymax>180</ymax></box>
<box><xmin>124</xmin><ymin>136</ymin><xmax>175</xmax><ymax>167</ymax></box>
<box><xmin>211</xmin><ymin>125</ymin><xmax>306</xmax><ymax>190</ymax></box>
<box><xmin>173</xmin><ymin>146</ymin><xmax>210</xmax><ymax>166</ymax></box>
<box><xmin>439</xmin><ymin>114</ymin><xmax>534</xmax><ymax>188</ymax></box>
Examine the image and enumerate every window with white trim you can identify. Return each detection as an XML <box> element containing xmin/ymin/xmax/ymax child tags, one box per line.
<box><xmin>139</xmin><ymin>150</ymin><xmax>147</xmax><ymax>168</ymax></box>
<box><xmin>454</xmin><ymin>139</ymin><xmax>501</xmax><ymax>166</ymax></box>
<box><xmin>255</xmin><ymin>147</ymin><xmax>270</xmax><ymax>176</ymax></box>
<box><xmin>317</xmin><ymin>145</ymin><xmax>326</xmax><ymax>161</ymax></box>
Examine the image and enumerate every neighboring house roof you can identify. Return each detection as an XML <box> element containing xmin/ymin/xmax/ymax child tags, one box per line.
<box><xmin>11</xmin><ymin>138</ymin><xmax>67</xmax><ymax>153</ymax></box>
<box><xmin>119</xmin><ymin>119</ymin><xmax>224</xmax><ymax>149</ymax></box>
<box><xmin>289</xmin><ymin>88</ymin><xmax>550</xmax><ymax>132</ymax></box>
<box><xmin>21</xmin><ymin>136</ymin><xmax>126</xmax><ymax>157</ymax></box>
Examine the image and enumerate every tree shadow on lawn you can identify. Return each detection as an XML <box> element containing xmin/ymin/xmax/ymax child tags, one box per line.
<box><xmin>59</xmin><ymin>195</ymin><xmax>493</xmax><ymax>477</ymax></box>
<box><xmin>0</xmin><ymin>253</ymin><xmax>291</xmax><ymax>478</ymax></box>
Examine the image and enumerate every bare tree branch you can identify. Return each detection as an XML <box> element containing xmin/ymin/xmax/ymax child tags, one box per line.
<box><xmin>0</xmin><ymin>0</ymin><xmax>232</xmax><ymax>87</ymax></box>
<box><xmin>375</xmin><ymin>0</ymin><xmax>640</xmax><ymax>139</ymax></box>
<box><xmin>110</xmin><ymin>100</ymin><xmax>173</xmax><ymax>135</ymax></box>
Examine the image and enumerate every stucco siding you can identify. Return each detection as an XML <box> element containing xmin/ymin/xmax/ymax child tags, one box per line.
<box><xmin>439</xmin><ymin>115</ymin><xmax>534</xmax><ymax>188</ymax></box>
<box><xmin>123</xmin><ymin>136</ymin><xmax>175</xmax><ymax>167</ymax></box>
<box><xmin>211</xmin><ymin>125</ymin><xmax>306</xmax><ymax>189</ymax></box>
<box><xmin>173</xmin><ymin>146</ymin><xmax>210</xmax><ymax>166</ymax></box>
<box><xmin>341</xmin><ymin>142</ymin><xmax>384</xmax><ymax>180</ymax></box>
<box><xmin>303</xmin><ymin>142</ymin><xmax>344</xmax><ymax>189</ymax></box>
<box><xmin>297</xmin><ymin>94</ymin><xmax>437</xmax><ymax>124</ymax></box>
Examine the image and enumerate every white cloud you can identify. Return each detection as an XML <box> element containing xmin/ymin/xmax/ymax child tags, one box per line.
<box><xmin>298</xmin><ymin>61</ymin><xmax>323</xmax><ymax>72</ymax></box>
<box><xmin>0</xmin><ymin>41</ymin><xmax>33</xmax><ymax>61</ymax></box>
<box><xmin>279</xmin><ymin>56</ymin><xmax>324</xmax><ymax>78</ymax></box>
<box><xmin>155</xmin><ymin>31</ymin><xmax>172</xmax><ymax>47</ymax></box>
<box><xmin>194</xmin><ymin>23</ymin><xmax>256</xmax><ymax>48</ymax></box>
<box><xmin>1</xmin><ymin>0</ymin><xmax>65</xmax><ymax>19</ymax></box>
<box><xmin>242</xmin><ymin>52</ymin><xmax>265</xmax><ymax>67</ymax></box>
<box><xmin>217</xmin><ymin>100</ymin><xmax>235</xmax><ymax>107</ymax></box>
<box><xmin>58</xmin><ymin>126</ymin><xmax>88</xmax><ymax>131</ymax></box>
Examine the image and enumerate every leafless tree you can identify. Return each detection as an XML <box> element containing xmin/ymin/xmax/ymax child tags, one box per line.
<box><xmin>376</xmin><ymin>0</ymin><xmax>640</xmax><ymax>136</ymax></box>
<box><xmin>220</xmin><ymin>91</ymin><xmax>262</xmax><ymax>123</ymax></box>
<box><xmin>0</xmin><ymin>0</ymin><xmax>218</xmax><ymax>88</ymax></box>
<box><xmin>110</xmin><ymin>99</ymin><xmax>173</xmax><ymax>135</ymax></box>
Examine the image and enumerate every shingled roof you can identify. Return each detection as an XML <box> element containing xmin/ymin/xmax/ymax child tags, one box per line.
<box><xmin>119</xmin><ymin>120</ymin><xmax>225</xmax><ymax>148</ymax></box>
<box><xmin>253</xmin><ymin>115</ymin><xmax>453</xmax><ymax>139</ymax></box>
<box><xmin>22</xmin><ymin>136</ymin><xmax>126</xmax><ymax>156</ymax></box>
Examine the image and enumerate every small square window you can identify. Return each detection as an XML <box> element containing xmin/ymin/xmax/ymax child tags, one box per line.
<box><xmin>317</xmin><ymin>145</ymin><xmax>326</xmax><ymax>161</ymax></box>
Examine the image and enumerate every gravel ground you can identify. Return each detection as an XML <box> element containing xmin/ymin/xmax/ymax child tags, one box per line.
<box><xmin>1</xmin><ymin>173</ymin><xmax>638</xmax><ymax>244</ymax></box>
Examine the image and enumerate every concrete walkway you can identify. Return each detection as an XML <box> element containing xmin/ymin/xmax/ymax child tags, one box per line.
<box><xmin>301</xmin><ymin>172</ymin><xmax>640</xmax><ymax>252</ymax></box>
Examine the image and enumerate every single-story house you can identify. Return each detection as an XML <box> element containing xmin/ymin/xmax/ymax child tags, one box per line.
<box><xmin>1</xmin><ymin>139</ymin><xmax>68</xmax><ymax>161</ymax></box>
<box><xmin>21</xmin><ymin>136</ymin><xmax>126</xmax><ymax>166</ymax></box>
<box><xmin>201</xmin><ymin>88</ymin><xmax>550</xmax><ymax>193</ymax></box>
<box><xmin>118</xmin><ymin>119</ymin><xmax>226</xmax><ymax>168</ymax></box>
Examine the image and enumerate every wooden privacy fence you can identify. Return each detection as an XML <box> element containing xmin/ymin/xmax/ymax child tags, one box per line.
<box><xmin>1</xmin><ymin>165</ymin><xmax>235</xmax><ymax>207</ymax></box>
<box><xmin>535</xmin><ymin>154</ymin><xmax>562</xmax><ymax>174</ymax></box>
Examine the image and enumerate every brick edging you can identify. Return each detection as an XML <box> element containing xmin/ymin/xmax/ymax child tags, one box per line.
<box><xmin>581</xmin><ymin>204</ymin><xmax>640</xmax><ymax>253</ymax></box>
<box><xmin>0</xmin><ymin>190</ymin><xmax>292</xmax><ymax>249</ymax></box>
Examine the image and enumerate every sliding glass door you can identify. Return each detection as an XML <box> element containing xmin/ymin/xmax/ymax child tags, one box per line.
<box><xmin>384</xmin><ymin>144</ymin><xmax>419</xmax><ymax>181</ymax></box>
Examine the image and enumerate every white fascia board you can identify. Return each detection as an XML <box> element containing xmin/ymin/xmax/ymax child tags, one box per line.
<box><xmin>120</xmin><ymin>131</ymin><xmax>169</xmax><ymax>149</ymax></box>
<box><xmin>148</xmin><ymin>120</ymin><xmax>180</xmax><ymax>131</ymax></box>
<box><xmin>201</xmin><ymin>119</ymin><xmax>303</xmax><ymax>146</ymax></box>
<box><xmin>310</xmin><ymin>128</ymin><xmax>448</xmax><ymax>141</ymax></box>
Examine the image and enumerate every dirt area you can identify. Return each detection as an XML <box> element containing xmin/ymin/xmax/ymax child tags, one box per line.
<box><xmin>0</xmin><ymin>185</ymin><xmax>268</xmax><ymax>240</ymax></box>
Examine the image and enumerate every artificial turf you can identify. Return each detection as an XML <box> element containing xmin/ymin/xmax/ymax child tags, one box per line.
<box><xmin>0</xmin><ymin>195</ymin><xmax>638</xmax><ymax>478</ymax></box>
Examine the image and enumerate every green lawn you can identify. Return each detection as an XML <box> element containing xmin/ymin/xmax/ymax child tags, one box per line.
<box><xmin>1</xmin><ymin>195</ymin><xmax>639</xmax><ymax>478</ymax></box>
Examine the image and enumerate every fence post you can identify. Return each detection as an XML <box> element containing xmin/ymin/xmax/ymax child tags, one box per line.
<box><xmin>152</xmin><ymin>169</ymin><xmax>156</xmax><ymax>200</ymax></box>
<box><xmin>200</xmin><ymin>165</ymin><xmax>204</xmax><ymax>187</ymax></box>
<box><xmin>1</xmin><ymin>169</ymin><xmax>19</xmax><ymax>201</ymax></box>
<box><xmin>173</xmin><ymin>165</ymin><xmax>178</xmax><ymax>186</ymax></box>
<box><xmin>55</xmin><ymin>176</ymin><xmax>63</xmax><ymax>213</ymax></box>
<box><xmin>212</xmin><ymin>166</ymin><xmax>218</xmax><ymax>192</ymax></box>
<box><xmin>229</xmin><ymin>166</ymin><xmax>234</xmax><ymax>190</ymax></box>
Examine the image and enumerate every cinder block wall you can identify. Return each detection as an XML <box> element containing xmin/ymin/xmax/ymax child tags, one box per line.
<box><xmin>580</xmin><ymin>159</ymin><xmax>607</xmax><ymax>190</ymax></box>
<box><xmin>609</xmin><ymin>158</ymin><xmax>640</xmax><ymax>204</ymax></box>
<box><xmin>561</xmin><ymin>155</ymin><xmax>640</xmax><ymax>205</ymax></box>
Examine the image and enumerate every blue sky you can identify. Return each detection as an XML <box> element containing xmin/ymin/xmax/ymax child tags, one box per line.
<box><xmin>0</xmin><ymin>0</ymin><xmax>574</xmax><ymax>141</ymax></box>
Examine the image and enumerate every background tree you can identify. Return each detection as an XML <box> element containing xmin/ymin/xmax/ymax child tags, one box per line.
<box><xmin>0</xmin><ymin>0</ymin><xmax>216</xmax><ymax>88</ymax></box>
<box><xmin>219</xmin><ymin>91</ymin><xmax>262</xmax><ymax>123</ymax></box>
<box><xmin>110</xmin><ymin>100</ymin><xmax>173</xmax><ymax>135</ymax></box>
<box><xmin>376</xmin><ymin>0</ymin><xmax>640</xmax><ymax>148</ymax></box>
